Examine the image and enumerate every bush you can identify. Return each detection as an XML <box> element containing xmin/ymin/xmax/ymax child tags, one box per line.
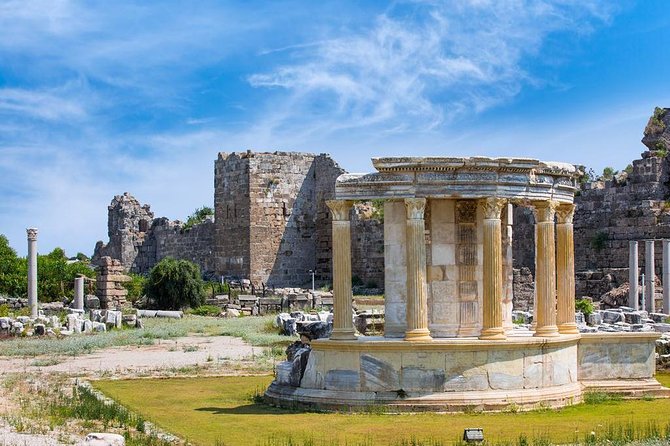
<box><xmin>576</xmin><ymin>298</ymin><xmax>594</xmax><ymax>318</ymax></box>
<box><xmin>188</xmin><ymin>305</ymin><xmax>222</xmax><ymax>317</ymax></box>
<box><xmin>182</xmin><ymin>206</ymin><xmax>214</xmax><ymax>231</ymax></box>
<box><xmin>144</xmin><ymin>258</ymin><xmax>205</xmax><ymax>310</ymax></box>
<box><xmin>123</xmin><ymin>273</ymin><xmax>147</xmax><ymax>305</ymax></box>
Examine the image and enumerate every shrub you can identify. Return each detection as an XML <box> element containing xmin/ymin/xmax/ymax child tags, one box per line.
<box><xmin>188</xmin><ymin>305</ymin><xmax>222</xmax><ymax>317</ymax></box>
<box><xmin>182</xmin><ymin>206</ymin><xmax>214</xmax><ymax>231</ymax></box>
<box><xmin>144</xmin><ymin>258</ymin><xmax>205</xmax><ymax>310</ymax></box>
<box><xmin>576</xmin><ymin>298</ymin><xmax>594</xmax><ymax>318</ymax></box>
<box><xmin>123</xmin><ymin>273</ymin><xmax>147</xmax><ymax>305</ymax></box>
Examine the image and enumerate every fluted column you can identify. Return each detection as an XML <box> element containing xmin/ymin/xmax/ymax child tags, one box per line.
<box><xmin>533</xmin><ymin>201</ymin><xmax>559</xmax><ymax>337</ymax></box>
<box><xmin>404</xmin><ymin>198</ymin><xmax>432</xmax><ymax>341</ymax></box>
<box><xmin>556</xmin><ymin>204</ymin><xmax>578</xmax><ymax>334</ymax></box>
<box><xmin>27</xmin><ymin>228</ymin><xmax>38</xmax><ymax>318</ymax></box>
<box><xmin>480</xmin><ymin>197</ymin><xmax>506</xmax><ymax>340</ymax></box>
<box><xmin>326</xmin><ymin>200</ymin><xmax>356</xmax><ymax>340</ymax></box>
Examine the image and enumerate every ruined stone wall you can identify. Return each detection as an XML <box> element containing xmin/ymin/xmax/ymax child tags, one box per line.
<box><xmin>247</xmin><ymin>152</ymin><xmax>319</xmax><ymax>286</ymax></box>
<box><xmin>92</xmin><ymin>193</ymin><xmax>154</xmax><ymax>271</ymax></box>
<box><xmin>91</xmin><ymin>152</ymin><xmax>391</xmax><ymax>290</ymax></box>
<box><xmin>214</xmin><ymin>152</ymin><xmax>251</xmax><ymax>279</ymax></box>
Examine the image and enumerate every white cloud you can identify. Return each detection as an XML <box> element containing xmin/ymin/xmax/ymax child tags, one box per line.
<box><xmin>0</xmin><ymin>87</ymin><xmax>88</xmax><ymax>121</ymax></box>
<box><xmin>249</xmin><ymin>0</ymin><xmax>615</xmax><ymax>133</ymax></box>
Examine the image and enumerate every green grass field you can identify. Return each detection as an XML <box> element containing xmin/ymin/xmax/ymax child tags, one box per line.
<box><xmin>93</xmin><ymin>372</ymin><xmax>670</xmax><ymax>446</ymax></box>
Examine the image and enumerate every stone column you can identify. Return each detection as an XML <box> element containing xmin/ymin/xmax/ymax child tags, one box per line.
<box><xmin>629</xmin><ymin>241</ymin><xmax>639</xmax><ymax>310</ymax></box>
<box><xmin>26</xmin><ymin>228</ymin><xmax>38</xmax><ymax>318</ymax></box>
<box><xmin>404</xmin><ymin>198</ymin><xmax>432</xmax><ymax>341</ymax></box>
<box><xmin>645</xmin><ymin>240</ymin><xmax>655</xmax><ymax>313</ymax></box>
<box><xmin>480</xmin><ymin>197</ymin><xmax>506</xmax><ymax>340</ymax></box>
<box><xmin>502</xmin><ymin>203</ymin><xmax>514</xmax><ymax>332</ymax></box>
<box><xmin>664</xmin><ymin>240</ymin><xmax>670</xmax><ymax>314</ymax></box>
<box><xmin>533</xmin><ymin>201</ymin><xmax>559</xmax><ymax>337</ymax></box>
<box><xmin>556</xmin><ymin>204</ymin><xmax>578</xmax><ymax>334</ymax></box>
<box><xmin>74</xmin><ymin>276</ymin><xmax>85</xmax><ymax>310</ymax></box>
<box><xmin>326</xmin><ymin>200</ymin><xmax>356</xmax><ymax>340</ymax></box>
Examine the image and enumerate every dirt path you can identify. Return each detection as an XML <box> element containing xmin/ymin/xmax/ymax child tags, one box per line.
<box><xmin>0</xmin><ymin>335</ymin><xmax>260</xmax><ymax>378</ymax></box>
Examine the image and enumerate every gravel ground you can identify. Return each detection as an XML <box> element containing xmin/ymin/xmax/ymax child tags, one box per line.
<box><xmin>0</xmin><ymin>335</ymin><xmax>258</xmax><ymax>377</ymax></box>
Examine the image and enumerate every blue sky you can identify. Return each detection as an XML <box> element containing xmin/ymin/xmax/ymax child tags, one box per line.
<box><xmin>1</xmin><ymin>0</ymin><xmax>669</xmax><ymax>257</ymax></box>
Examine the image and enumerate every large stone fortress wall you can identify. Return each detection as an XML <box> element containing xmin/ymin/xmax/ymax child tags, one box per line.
<box><xmin>214</xmin><ymin>151</ymin><xmax>345</xmax><ymax>286</ymax></box>
<box><xmin>93</xmin><ymin>151</ymin><xmax>384</xmax><ymax>287</ymax></box>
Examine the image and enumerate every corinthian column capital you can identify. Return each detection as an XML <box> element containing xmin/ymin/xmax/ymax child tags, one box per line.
<box><xmin>532</xmin><ymin>200</ymin><xmax>557</xmax><ymax>223</ymax></box>
<box><xmin>480</xmin><ymin>197</ymin><xmax>506</xmax><ymax>220</ymax></box>
<box><xmin>555</xmin><ymin>204</ymin><xmax>575</xmax><ymax>224</ymax></box>
<box><xmin>326</xmin><ymin>200</ymin><xmax>353</xmax><ymax>221</ymax></box>
<box><xmin>404</xmin><ymin>198</ymin><xmax>426</xmax><ymax>220</ymax></box>
<box><xmin>26</xmin><ymin>228</ymin><xmax>38</xmax><ymax>241</ymax></box>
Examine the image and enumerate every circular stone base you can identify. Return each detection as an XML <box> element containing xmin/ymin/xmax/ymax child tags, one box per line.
<box><xmin>265</xmin><ymin>382</ymin><xmax>583</xmax><ymax>413</ymax></box>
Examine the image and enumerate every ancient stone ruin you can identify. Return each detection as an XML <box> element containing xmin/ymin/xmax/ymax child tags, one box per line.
<box><xmin>266</xmin><ymin>155</ymin><xmax>669</xmax><ymax>412</ymax></box>
<box><xmin>93</xmin><ymin>151</ymin><xmax>384</xmax><ymax>288</ymax></box>
<box><xmin>96</xmin><ymin>256</ymin><xmax>130</xmax><ymax>309</ymax></box>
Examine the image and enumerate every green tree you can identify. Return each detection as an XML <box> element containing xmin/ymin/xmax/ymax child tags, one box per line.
<box><xmin>0</xmin><ymin>236</ymin><xmax>94</xmax><ymax>301</ymax></box>
<box><xmin>144</xmin><ymin>258</ymin><xmax>205</xmax><ymax>310</ymax></box>
<box><xmin>183</xmin><ymin>206</ymin><xmax>214</xmax><ymax>230</ymax></box>
<box><xmin>123</xmin><ymin>273</ymin><xmax>147</xmax><ymax>305</ymax></box>
<box><xmin>601</xmin><ymin>167</ymin><xmax>616</xmax><ymax>180</ymax></box>
<box><xmin>0</xmin><ymin>235</ymin><xmax>25</xmax><ymax>298</ymax></box>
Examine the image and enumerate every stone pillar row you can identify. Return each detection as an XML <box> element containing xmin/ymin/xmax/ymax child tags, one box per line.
<box><xmin>630</xmin><ymin>239</ymin><xmax>670</xmax><ymax>314</ymax></box>
<box><xmin>327</xmin><ymin>197</ymin><xmax>578</xmax><ymax>342</ymax></box>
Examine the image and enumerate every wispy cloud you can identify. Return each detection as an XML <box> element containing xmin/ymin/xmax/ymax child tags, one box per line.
<box><xmin>0</xmin><ymin>87</ymin><xmax>88</xmax><ymax>121</ymax></box>
<box><xmin>249</xmin><ymin>0</ymin><xmax>615</xmax><ymax>132</ymax></box>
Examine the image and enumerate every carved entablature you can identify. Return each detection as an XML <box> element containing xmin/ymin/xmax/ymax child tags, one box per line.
<box><xmin>335</xmin><ymin>156</ymin><xmax>578</xmax><ymax>203</ymax></box>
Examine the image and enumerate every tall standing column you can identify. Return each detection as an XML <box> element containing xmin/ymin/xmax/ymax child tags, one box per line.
<box><xmin>74</xmin><ymin>276</ymin><xmax>85</xmax><ymax>310</ymax></box>
<box><xmin>629</xmin><ymin>241</ymin><xmax>639</xmax><ymax>310</ymax></box>
<box><xmin>645</xmin><ymin>240</ymin><xmax>655</xmax><ymax>313</ymax></box>
<box><xmin>404</xmin><ymin>198</ymin><xmax>432</xmax><ymax>341</ymax></box>
<box><xmin>480</xmin><ymin>197</ymin><xmax>506</xmax><ymax>340</ymax></box>
<box><xmin>533</xmin><ymin>201</ymin><xmax>559</xmax><ymax>337</ymax></box>
<box><xmin>502</xmin><ymin>203</ymin><xmax>514</xmax><ymax>332</ymax></box>
<box><xmin>26</xmin><ymin>228</ymin><xmax>38</xmax><ymax>318</ymax></box>
<box><xmin>326</xmin><ymin>200</ymin><xmax>356</xmax><ymax>340</ymax></box>
<box><xmin>663</xmin><ymin>240</ymin><xmax>670</xmax><ymax>314</ymax></box>
<box><xmin>556</xmin><ymin>204</ymin><xmax>578</xmax><ymax>334</ymax></box>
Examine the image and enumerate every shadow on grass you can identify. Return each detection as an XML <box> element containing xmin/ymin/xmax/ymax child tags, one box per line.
<box><xmin>195</xmin><ymin>404</ymin><xmax>291</xmax><ymax>415</ymax></box>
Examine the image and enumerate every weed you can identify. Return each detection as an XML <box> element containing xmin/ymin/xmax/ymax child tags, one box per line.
<box><xmin>182</xmin><ymin>345</ymin><xmax>199</xmax><ymax>353</ymax></box>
